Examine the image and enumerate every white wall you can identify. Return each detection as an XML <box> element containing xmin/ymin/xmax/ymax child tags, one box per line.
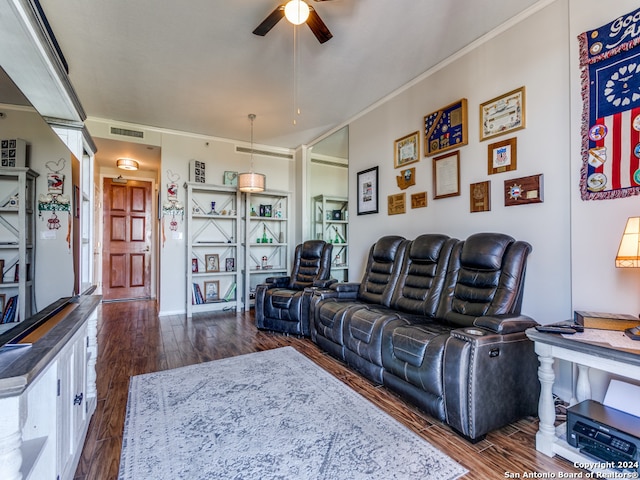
<box><xmin>348</xmin><ymin>0</ymin><xmax>572</xmax><ymax>323</ymax></box>
<box><xmin>0</xmin><ymin>106</ymin><xmax>76</xmax><ymax>307</ymax></box>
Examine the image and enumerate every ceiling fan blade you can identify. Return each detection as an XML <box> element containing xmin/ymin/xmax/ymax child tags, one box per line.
<box><xmin>306</xmin><ymin>7</ymin><xmax>333</xmax><ymax>43</ymax></box>
<box><xmin>253</xmin><ymin>5</ymin><xmax>285</xmax><ymax>36</ymax></box>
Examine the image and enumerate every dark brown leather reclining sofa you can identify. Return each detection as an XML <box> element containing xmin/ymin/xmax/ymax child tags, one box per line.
<box><xmin>309</xmin><ymin>232</ymin><xmax>539</xmax><ymax>442</ymax></box>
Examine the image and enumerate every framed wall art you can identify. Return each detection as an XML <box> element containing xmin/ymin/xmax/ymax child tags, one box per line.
<box><xmin>357</xmin><ymin>167</ymin><xmax>378</xmax><ymax>215</ymax></box>
<box><xmin>433</xmin><ymin>151</ymin><xmax>460</xmax><ymax>199</ymax></box>
<box><xmin>223</xmin><ymin>171</ymin><xmax>238</xmax><ymax>186</ymax></box>
<box><xmin>411</xmin><ymin>192</ymin><xmax>427</xmax><ymax>209</ymax></box>
<box><xmin>205</xmin><ymin>254</ymin><xmax>220</xmax><ymax>272</ymax></box>
<box><xmin>225</xmin><ymin>258</ymin><xmax>235</xmax><ymax>272</ymax></box>
<box><xmin>204</xmin><ymin>280</ymin><xmax>220</xmax><ymax>302</ymax></box>
<box><xmin>504</xmin><ymin>174</ymin><xmax>544</xmax><ymax>206</ymax></box>
<box><xmin>387</xmin><ymin>193</ymin><xmax>406</xmax><ymax>215</ymax></box>
<box><xmin>424</xmin><ymin>98</ymin><xmax>468</xmax><ymax>157</ymax></box>
<box><xmin>487</xmin><ymin>137</ymin><xmax>517</xmax><ymax>175</ymax></box>
<box><xmin>470</xmin><ymin>181</ymin><xmax>491</xmax><ymax>213</ymax></box>
<box><xmin>480</xmin><ymin>87</ymin><xmax>526</xmax><ymax>141</ymax></box>
<box><xmin>394</xmin><ymin>131</ymin><xmax>420</xmax><ymax>168</ymax></box>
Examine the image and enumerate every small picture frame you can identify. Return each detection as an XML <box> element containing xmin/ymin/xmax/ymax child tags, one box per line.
<box><xmin>470</xmin><ymin>181</ymin><xmax>491</xmax><ymax>213</ymax></box>
<box><xmin>205</xmin><ymin>254</ymin><xmax>220</xmax><ymax>272</ymax></box>
<box><xmin>357</xmin><ymin>167</ymin><xmax>379</xmax><ymax>215</ymax></box>
<box><xmin>225</xmin><ymin>258</ymin><xmax>235</xmax><ymax>272</ymax></box>
<box><xmin>332</xmin><ymin>210</ymin><xmax>342</xmax><ymax>221</ymax></box>
<box><xmin>411</xmin><ymin>192</ymin><xmax>427</xmax><ymax>209</ymax></box>
<box><xmin>259</xmin><ymin>204</ymin><xmax>272</xmax><ymax>217</ymax></box>
<box><xmin>204</xmin><ymin>280</ymin><xmax>220</xmax><ymax>302</ymax></box>
<box><xmin>223</xmin><ymin>171</ymin><xmax>238</xmax><ymax>186</ymax></box>
<box><xmin>488</xmin><ymin>137</ymin><xmax>517</xmax><ymax>175</ymax></box>
<box><xmin>480</xmin><ymin>86</ymin><xmax>526</xmax><ymax>141</ymax></box>
<box><xmin>394</xmin><ymin>131</ymin><xmax>420</xmax><ymax>168</ymax></box>
<box><xmin>192</xmin><ymin>258</ymin><xmax>198</xmax><ymax>273</ymax></box>
<box><xmin>433</xmin><ymin>151</ymin><xmax>461</xmax><ymax>199</ymax></box>
<box><xmin>388</xmin><ymin>193</ymin><xmax>406</xmax><ymax>215</ymax></box>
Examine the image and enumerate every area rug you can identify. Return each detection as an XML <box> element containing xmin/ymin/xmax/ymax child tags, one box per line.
<box><xmin>118</xmin><ymin>346</ymin><xmax>468</xmax><ymax>479</ymax></box>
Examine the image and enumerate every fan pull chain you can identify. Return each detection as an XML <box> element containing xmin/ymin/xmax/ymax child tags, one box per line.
<box><xmin>293</xmin><ymin>24</ymin><xmax>301</xmax><ymax>125</ymax></box>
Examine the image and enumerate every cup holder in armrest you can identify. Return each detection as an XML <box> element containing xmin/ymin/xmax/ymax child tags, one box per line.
<box><xmin>464</xmin><ymin>328</ymin><xmax>485</xmax><ymax>336</ymax></box>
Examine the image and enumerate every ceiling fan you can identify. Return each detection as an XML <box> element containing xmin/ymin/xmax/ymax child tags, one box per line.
<box><xmin>253</xmin><ymin>0</ymin><xmax>333</xmax><ymax>44</ymax></box>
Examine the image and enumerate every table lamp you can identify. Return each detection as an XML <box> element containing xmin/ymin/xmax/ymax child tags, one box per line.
<box><xmin>615</xmin><ymin>216</ymin><xmax>640</xmax><ymax>339</ymax></box>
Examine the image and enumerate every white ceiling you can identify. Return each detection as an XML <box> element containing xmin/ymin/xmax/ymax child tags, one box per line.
<box><xmin>13</xmin><ymin>1</ymin><xmax>543</xmax><ymax>156</ymax></box>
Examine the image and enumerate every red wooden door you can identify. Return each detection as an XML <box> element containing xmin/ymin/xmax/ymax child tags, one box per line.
<box><xmin>102</xmin><ymin>178</ymin><xmax>152</xmax><ymax>300</ymax></box>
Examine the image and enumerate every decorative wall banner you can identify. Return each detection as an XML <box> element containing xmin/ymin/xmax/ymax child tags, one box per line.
<box><xmin>579</xmin><ymin>7</ymin><xmax>640</xmax><ymax>200</ymax></box>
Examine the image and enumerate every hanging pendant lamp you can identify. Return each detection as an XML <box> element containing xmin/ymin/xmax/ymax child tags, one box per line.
<box><xmin>238</xmin><ymin>114</ymin><xmax>266</xmax><ymax>193</ymax></box>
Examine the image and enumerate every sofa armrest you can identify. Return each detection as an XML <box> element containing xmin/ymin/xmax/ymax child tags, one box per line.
<box><xmin>332</xmin><ymin>282</ymin><xmax>360</xmax><ymax>293</ymax></box>
<box><xmin>313</xmin><ymin>278</ymin><xmax>338</xmax><ymax>288</ymax></box>
<box><xmin>265</xmin><ymin>276</ymin><xmax>290</xmax><ymax>287</ymax></box>
<box><xmin>473</xmin><ymin>314</ymin><xmax>538</xmax><ymax>334</ymax></box>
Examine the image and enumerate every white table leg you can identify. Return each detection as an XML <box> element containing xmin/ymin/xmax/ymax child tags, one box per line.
<box><xmin>535</xmin><ymin>343</ymin><xmax>557</xmax><ymax>456</ymax></box>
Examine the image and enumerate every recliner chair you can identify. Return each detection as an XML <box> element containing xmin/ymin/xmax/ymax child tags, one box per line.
<box><xmin>255</xmin><ymin>240</ymin><xmax>333</xmax><ymax>336</ymax></box>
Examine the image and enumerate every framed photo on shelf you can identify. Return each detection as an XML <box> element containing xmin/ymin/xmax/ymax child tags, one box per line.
<box><xmin>225</xmin><ymin>258</ymin><xmax>235</xmax><ymax>272</ymax></box>
<box><xmin>357</xmin><ymin>167</ymin><xmax>379</xmax><ymax>215</ymax></box>
<box><xmin>424</xmin><ymin>99</ymin><xmax>468</xmax><ymax>156</ymax></box>
<box><xmin>433</xmin><ymin>151</ymin><xmax>460</xmax><ymax>199</ymax></box>
<box><xmin>192</xmin><ymin>258</ymin><xmax>198</xmax><ymax>273</ymax></box>
<box><xmin>480</xmin><ymin>86</ymin><xmax>526</xmax><ymax>141</ymax></box>
<box><xmin>204</xmin><ymin>280</ymin><xmax>220</xmax><ymax>302</ymax></box>
<box><xmin>0</xmin><ymin>294</ymin><xmax>4</xmax><ymax>316</ymax></box>
<box><xmin>259</xmin><ymin>204</ymin><xmax>272</xmax><ymax>217</ymax></box>
<box><xmin>488</xmin><ymin>137</ymin><xmax>517</xmax><ymax>175</ymax></box>
<box><xmin>205</xmin><ymin>254</ymin><xmax>220</xmax><ymax>272</ymax></box>
<box><xmin>394</xmin><ymin>131</ymin><xmax>420</xmax><ymax>168</ymax></box>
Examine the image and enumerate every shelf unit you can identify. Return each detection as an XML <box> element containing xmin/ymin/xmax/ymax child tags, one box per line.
<box><xmin>185</xmin><ymin>183</ymin><xmax>242</xmax><ymax>316</ymax></box>
<box><xmin>0</xmin><ymin>167</ymin><xmax>38</xmax><ymax>328</ymax></box>
<box><xmin>244</xmin><ymin>190</ymin><xmax>290</xmax><ymax>310</ymax></box>
<box><xmin>313</xmin><ymin>195</ymin><xmax>348</xmax><ymax>281</ymax></box>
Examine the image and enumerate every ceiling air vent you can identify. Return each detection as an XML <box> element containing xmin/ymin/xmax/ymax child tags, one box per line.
<box><xmin>110</xmin><ymin>126</ymin><xmax>144</xmax><ymax>139</ymax></box>
<box><xmin>236</xmin><ymin>146</ymin><xmax>293</xmax><ymax>160</ymax></box>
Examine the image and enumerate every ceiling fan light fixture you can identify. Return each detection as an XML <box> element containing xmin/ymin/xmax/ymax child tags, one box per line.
<box><xmin>284</xmin><ymin>0</ymin><xmax>310</xmax><ymax>25</ymax></box>
<box><xmin>116</xmin><ymin>158</ymin><xmax>139</xmax><ymax>171</ymax></box>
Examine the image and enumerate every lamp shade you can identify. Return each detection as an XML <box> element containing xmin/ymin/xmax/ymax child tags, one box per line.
<box><xmin>238</xmin><ymin>172</ymin><xmax>266</xmax><ymax>193</ymax></box>
<box><xmin>284</xmin><ymin>0</ymin><xmax>309</xmax><ymax>25</ymax></box>
<box><xmin>615</xmin><ymin>217</ymin><xmax>640</xmax><ymax>267</ymax></box>
<box><xmin>117</xmin><ymin>158</ymin><xmax>139</xmax><ymax>171</ymax></box>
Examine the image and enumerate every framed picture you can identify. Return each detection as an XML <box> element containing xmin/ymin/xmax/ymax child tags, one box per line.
<box><xmin>192</xmin><ymin>258</ymin><xmax>198</xmax><ymax>273</ymax></box>
<box><xmin>480</xmin><ymin>86</ymin><xmax>526</xmax><ymax>141</ymax></box>
<box><xmin>204</xmin><ymin>280</ymin><xmax>220</xmax><ymax>303</ymax></box>
<box><xmin>332</xmin><ymin>210</ymin><xmax>342</xmax><ymax>220</ymax></box>
<box><xmin>223</xmin><ymin>171</ymin><xmax>238</xmax><ymax>186</ymax></box>
<box><xmin>225</xmin><ymin>258</ymin><xmax>235</xmax><ymax>272</ymax></box>
<box><xmin>411</xmin><ymin>192</ymin><xmax>427</xmax><ymax>209</ymax></box>
<box><xmin>470</xmin><ymin>181</ymin><xmax>491</xmax><ymax>213</ymax></box>
<box><xmin>433</xmin><ymin>151</ymin><xmax>460</xmax><ymax>199</ymax></box>
<box><xmin>388</xmin><ymin>193</ymin><xmax>406</xmax><ymax>215</ymax></box>
<box><xmin>357</xmin><ymin>167</ymin><xmax>379</xmax><ymax>215</ymax></box>
<box><xmin>396</xmin><ymin>167</ymin><xmax>416</xmax><ymax>190</ymax></box>
<box><xmin>394</xmin><ymin>131</ymin><xmax>420</xmax><ymax>168</ymax></box>
<box><xmin>488</xmin><ymin>137</ymin><xmax>517</xmax><ymax>175</ymax></box>
<box><xmin>504</xmin><ymin>174</ymin><xmax>544</xmax><ymax>206</ymax></box>
<box><xmin>259</xmin><ymin>204</ymin><xmax>272</xmax><ymax>217</ymax></box>
<box><xmin>424</xmin><ymin>99</ymin><xmax>468</xmax><ymax>156</ymax></box>
<box><xmin>205</xmin><ymin>254</ymin><xmax>220</xmax><ymax>272</ymax></box>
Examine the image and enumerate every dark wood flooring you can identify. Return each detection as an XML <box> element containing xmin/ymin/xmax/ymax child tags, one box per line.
<box><xmin>74</xmin><ymin>300</ymin><xmax>583</xmax><ymax>480</ymax></box>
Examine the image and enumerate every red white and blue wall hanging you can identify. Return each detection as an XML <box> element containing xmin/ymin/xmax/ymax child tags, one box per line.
<box><xmin>579</xmin><ymin>8</ymin><xmax>640</xmax><ymax>200</ymax></box>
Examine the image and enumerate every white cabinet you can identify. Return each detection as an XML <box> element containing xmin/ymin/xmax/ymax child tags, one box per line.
<box><xmin>185</xmin><ymin>183</ymin><xmax>242</xmax><ymax>316</ymax></box>
<box><xmin>0</xmin><ymin>168</ymin><xmax>38</xmax><ymax>327</ymax></box>
<box><xmin>313</xmin><ymin>195</ymin><xmax>348</xmax><ymax>281</ymax></box>
<box><xmin>243</xmin><ymin>190</ymin><xmax>290</xmax><ymax>309</ymax></box>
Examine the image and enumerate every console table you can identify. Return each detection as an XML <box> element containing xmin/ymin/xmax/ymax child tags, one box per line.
<box><xmin>525</xmin><ymin>327</ymin><xmax>640</xmax><ymax>467</ymax></box>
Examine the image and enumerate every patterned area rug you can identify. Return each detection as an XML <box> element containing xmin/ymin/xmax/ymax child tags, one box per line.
<box><xmin>118</xmin><ymin>347</ymin><xmax>468</xmax><ymax>479</ymax></box>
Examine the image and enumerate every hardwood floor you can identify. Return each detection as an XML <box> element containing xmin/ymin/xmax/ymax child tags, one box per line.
<box><xmin>74</xmin><ymin>300</ymin><xmax>582</xmax><ymax>480</ymax></box>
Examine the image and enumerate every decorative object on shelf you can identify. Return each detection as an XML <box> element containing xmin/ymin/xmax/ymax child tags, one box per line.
<box><xmin>0</xmin><ymin>294</ymin><xmax>4</xmax><ymax>316</ymax></box>
<box><xmin>261</xmin><ymin>224</ymin><xmax>269</xmax><ymax>243</ymax></box>
<box><xmin>396</xmin><ymin>167</ymin><xmax>415</xmax><ymax>190</ymax></box>
<box><xmin>117</xmin><ymin>157</ymin><xmax>139</xmax><ymax>171</ymax></box>
<box><xmin>47</xmin><ymin>173</ymin><xmax>64</xmax><ymax>194</ymax></box>
<box><xmin>394</xmin><ymin>131</ymin><xmax>420</xmax><ymax>168</ymax></box>
<box><xmin>579</xmin><ymin>8</ymin><xmax>640</xmax><ymax>201</ymax></box>
<box><xmin>333</xmin><ymin>226</ymin><xmax>341</xmax><ymax>244</ymax></box>
<box><xmin>205</xmin><ymin>254</ymin><xmax>220</xmax><ymax>272</ymax></box>
<box><xmin>424</xmin><ymin>99</ymin><xmax>468</xmax><ymax>156</ymax></box>
<box><xmin>387</xmin><ymin>193</ymin><xmax>406</xmax><ymax>215</ymax></box>
<box><xmin>331</xmin><ymin>210</ymin><xmax>342</xmax><ymax>220</ymax></box>
<box><xmin>274</xmin><ymin>207</ymin><xmax>283</xmax><ymax>218</ymax></box>
<box><xmin>433</xmin><ymin>150</ymin><xmax>460</xmax><ymax>199</ymax></box>
<box><xmin>225</xmin><ymin>258</ymin><xmax>235</xmax><ymax>272</ymax></box>
<box><xmin>238</xmin><ymin>114</ymin><xmax>266</xmax><ymax>192</ymax></box>
<box><xmin>0</xmin><ymin>139</ymin><xmax>27</xmax><ymax>167</ymax></box>
<box><xmin>192</xmin><ymin>258</ymin><xmax>198</xmax><ymax>273</ymax></box>
<box><xmin>411</xmin><ymin>192</ymin><xmax>427</xmax><ymax>209</ymax></box>
<box><xmin>189</xmin><ymin>159</ymin><xmax>206</xmax><ymax>183</ymax></box>
<box><xmin>615</xmin><ymin>217</ymin><xmax>640</xmax><ymax>268</ymax></box>
<box><xmin>223</xmin><ymin>171</ymin><xmax>238</xmax><ymax>186</ymax></box>
<box><xmin>487</xmin><ymin>137</ymin><xmax>517</xmax><ymax>175</ymax></box>
<box><xmin>357</xmin><ymin>166</ymin><xmax>378</xmax><ymax>215</ymax></box>
<box><xmin>204</xmin><ymin>281</ymin><xmax>220</xmax><ymax>302</ymax></box>
<box><xmin>0</xmin><ymin>259</ymin><xmax>3</xmax><ymax>283</ymax></box>
<box><xmin>259</xmin><ymin>204</ymin><xmax>272</xmax><ymax>217</ymax></box>
<box><xmin>210</xmin><ymin>201</ymin><xmax>218</xmax><ymax>215</ymax></box>
<box><xmin>470</xmin><ymin>181</ymin><xmax>491</xmax><ymax>213</ymax></box>
<box><xmin>479</xmin><ymin>87</ymin><xmax>526</xmax><ymax>141</ymax></box>
<box><xmin>504</xmin><ymin>174</ymin><xmax>544</xmax><ymax>206</ymax></box>
<box><xmin>7</xmin><ymin>194</ymin><xmax>18</xmax><ymax>208</ymax></box>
